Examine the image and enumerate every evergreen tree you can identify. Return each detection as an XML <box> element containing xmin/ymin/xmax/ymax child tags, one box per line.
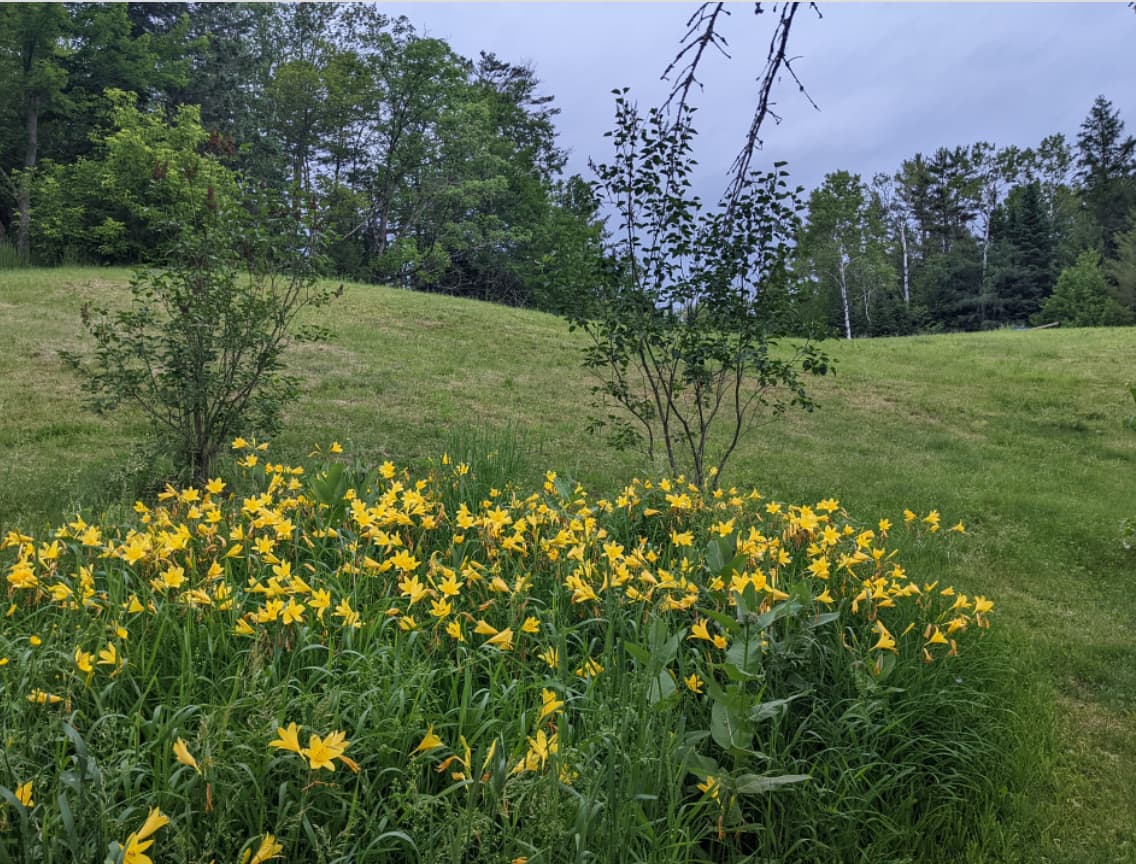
<box><xmin>988</xmin><ymin>181</ymin><xmax>1054</xmax><ymax>324</ymax></box>
<box><xmin>1104</xmin><ymin>225</ymin><xmax>1136</xmax><ymax>314</ymax></box>
<box><xmin>916</xmin><ymin>236</ymin><xmax>983</xmax><ymax>331</ymax></box>
<box><xmin>1076</xmin><ymin>95</ymin><xmax>1136</xmax><ymax>255</ymax></box>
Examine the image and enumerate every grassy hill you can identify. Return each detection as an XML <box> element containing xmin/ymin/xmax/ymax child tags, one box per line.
<box><xmin>2</xmin><ymin>267</ymin><xmax>1134</xmax><ymax>862</ymax></box>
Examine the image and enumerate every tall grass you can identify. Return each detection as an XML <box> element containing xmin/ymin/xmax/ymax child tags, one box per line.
<box><xmin>0</xmin><ymin>240</ymin><xmax>23</xmax><ymax>270</ymax></box>
<box><xmin>0</xmin><ymin>443</ymin><xmax>1035</xmax><ymax>862</ymax></box>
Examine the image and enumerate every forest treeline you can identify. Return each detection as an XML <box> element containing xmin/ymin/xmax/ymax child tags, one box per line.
<box><xmin>796</xmin><ymin>99</ymin><xmax>1136</xmax><ymax>335</ymax></box>
<box><xmin>2</xmin><ymin>2</ymin><xmax>1134</xmax><ymax>333</ymax></box>
<box><xmin>0</xmin><ymin>2</ymin><xmax>601</xmax><ymax>307</ymax></box>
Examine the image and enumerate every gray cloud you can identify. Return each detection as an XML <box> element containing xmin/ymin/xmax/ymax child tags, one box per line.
<box><xmin>379</xmin><ymin>2</ymin><xmax>1135</xmax><ymax>195</ymax></box>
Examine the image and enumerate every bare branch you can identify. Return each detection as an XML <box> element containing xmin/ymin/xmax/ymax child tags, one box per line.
<box><xmin>662</xmin><ymin>2</ymin><xmax>822</xmax><ymax>215</ymax></box>
<box><xmin>724</xmin><ymin>3</ymin><xmax>818</xmax><ymax>213</ymax></box>
<box><xmin>662</xmin><ymin>3</ymin><xmax>731</xmax><ymax>116</ymax></box>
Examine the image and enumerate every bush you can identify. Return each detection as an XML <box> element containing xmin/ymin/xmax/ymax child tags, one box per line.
<box><xmin>32</xmin><ymin>90</ymin><xmax>243</xmax><ymax>265</ymax></box>
<box><xmin>0</xmin><ymin>442</ymin><xmax>1029</xmax><ymax>863</ymax></box>
<box><xmin>63</xmin><ymin>184</ymin><xmax>335</xmax><ymax>485</ymax></box>
<box><xmin>1034</xmin><ymin>250</ymin><xmax>1133</xmax><ymax>327</ymax></box>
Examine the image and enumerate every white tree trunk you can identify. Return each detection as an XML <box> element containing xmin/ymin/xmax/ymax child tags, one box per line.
<box><xmin>838</xmin><ymin>246</ymin><xmax>852</xmax><ymax>340</ymax></box>
<box><xmin>898</xmin><ymin>221</ymin><xmax>910</xmax><ymax>307</ymax></box>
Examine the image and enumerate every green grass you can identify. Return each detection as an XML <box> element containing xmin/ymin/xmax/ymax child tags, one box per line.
<box><xmin>1</xmin><ymin>267</ymin><xmax>1134</xmax><ymax>862</ymax></box>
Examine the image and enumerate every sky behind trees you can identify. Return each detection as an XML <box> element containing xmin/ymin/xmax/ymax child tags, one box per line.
<box><xmin>382</xmin><ymin>2</ymin><xmax>1135</xmax><ymax>198</ymax></box>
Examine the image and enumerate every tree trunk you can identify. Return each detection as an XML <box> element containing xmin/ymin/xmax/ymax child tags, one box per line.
<box><xmin>861</xmin><ymin>275</ymin><xmax>872</xmax><ymax>331</ymax></box>
<box><xmin>838</xmin><ymin>244</ymin><xmax>852</xmax><ymax>340</ymax></box>
<box><xmin>898</xmin><ymin>220</ymin><xmax>910</xmax><ymax>307</ymax></box>
<box><xmin>16</xmin><ymin>93</ymin><xmax>39</xmax><ymax>263</ymax></box>
<box><xmin>981</xmin><ymin>216</ymin><xmax>990</xmax><ymax>283</ymax></box>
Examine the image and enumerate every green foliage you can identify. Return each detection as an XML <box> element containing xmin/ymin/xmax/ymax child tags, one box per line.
<box><xmin>796</xmin><ymin>170</ymin><xmax>899</xmax><ymax>339</ymax></box>
<box><xmin>986</xmin><ymin>181</ymin><xmax>1056</xmax><ymax>325</ymax></box>
<box><xmin>0</xmin><ymin>447</ymin><xmax>1030</xmax><ymax>863</ymax></box>
<box><xmin>1034</xmin><ymin>250</ymin><xmax>1133</xmax><ymax>327</ymax></box>
<box><xmin>1104</xmin><ymin>224</ymin><xmax>1136</xmax><ymax>314</ymax></box>
<box><xmin>572</xmin><ymin>92</ymin><xmax>829</xmax><ymax>487</ymax></box>
<box><xmin>1076</xmin><ymin>95</ymin><xmax>1136</xmax><ymax>256</ymax></box>
<box><xmin>32</xmin><ymin>89</ymin><xmax>241</xmax><ymax>264</ymax></box>
<box><xmin>63</xmin><ymin>187</ymin><xmax>335</xmax><ymax>484</ymax></box>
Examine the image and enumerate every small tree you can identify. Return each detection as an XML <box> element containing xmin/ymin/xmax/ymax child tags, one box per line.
<box><xmin>1034</xmin><ymin>250</ymin><xmax>1133</xmax><ymax>328</ymax></box>
<box><xmin>65</xmin><ymin>179</ymin><xmax>335</xmax><ymax>484</ymax></box>
<box><xmin>568</xmin><ymin>92</ymin><xmax>829</xmax><ymax>488</ymax></box>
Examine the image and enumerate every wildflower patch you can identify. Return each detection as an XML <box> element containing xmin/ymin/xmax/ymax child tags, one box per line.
<box><xmin>0</xmin><ymin>441</ymin><xmax>999</xmax><ymax>862</ymax></box>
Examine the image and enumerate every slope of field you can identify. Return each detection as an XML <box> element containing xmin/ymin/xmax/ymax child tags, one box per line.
<box><xmin>1</xmin><ymin>267</ymin><xmax>1133</xmax><ymax>862</ymax></box>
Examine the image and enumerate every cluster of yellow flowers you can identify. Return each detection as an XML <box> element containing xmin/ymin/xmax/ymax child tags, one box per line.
<box><xmin>2</xmin><ymin>439</ymin><xmax>992</xmax><ymax>840</ymax></box>
<box><xmin>268</xmin><ymin>722</ymin><xmax>359</xmax><ymax>772</ymax></box>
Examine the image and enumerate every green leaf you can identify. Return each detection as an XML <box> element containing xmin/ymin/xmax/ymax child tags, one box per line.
<box><xmin>710</xmin><ymin>700</ymin><xmax>752</xmax><ymax>752</ymax></box>
<box><xmin>734</xmin><ymin>773</ymin><xmax>811</xmax><ymax>795</ymax></box>
<box><xmin>873</xmin><ymin>651</ymin><xmax>898</xmax><ymax>680</ymax></box>
<box><xmin>724</xmin><ymin>638</ymin><xmax>764</xmax><ymax>676</ymax></box>
<box><xmin>807</xmin><ymin>611</ymin><xmax>842</xmax><ymax>628</ymax></box>
<box><xmin>683</xmin><ymin>749</ymin><xmax>720</xmax><ymax>779</ymax></box>
<box><xmin>647</xmin><ymin>668</ymin><xmax>677</xmax><ymax>706</ymax></box>
<box><xmin>753</xmin><ymin>598</ymin><xmax>803</xmax><ymax>631</ymax></box>
<box><xmin>623</xmin><ymin>640</ymin><xmax>651</xmax><ymax>666</ymax></box>
<box><xmin>700</xmin><ymin>606</ymin><xmax>742</xmax><ymax>636</ymax></box>
<box><xmin>750</xmin><ymin>696</ymin><xmax>800</xmax><ymax>724</ymax></box>
<box><xmin>311</xmin><ymin>462</ymin><xmax>348</xmax><ymax>509</ymax></box>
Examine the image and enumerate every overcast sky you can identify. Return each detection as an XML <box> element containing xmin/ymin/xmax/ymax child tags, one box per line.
<box><xmin>379</xmin><ymin>2</ymin><xmax>1135</xmax><ymax>198</ymax></box>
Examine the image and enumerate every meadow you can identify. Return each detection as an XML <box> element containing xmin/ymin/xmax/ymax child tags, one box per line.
<box><xmin>0</xmin><ymin>268</ymin><xmax>1133</xmax><ymax>863</ymax></box>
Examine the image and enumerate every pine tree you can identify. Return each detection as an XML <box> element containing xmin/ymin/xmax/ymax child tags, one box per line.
<box><xmin>1076</xmin><ymin>95</ymin><xmax>1136</xmax><ymax>255</ymax></box>
<box><xmin>990</xmin><ymin>182</ymin><xmax>1054</xmax><ymax>324</ymax></box>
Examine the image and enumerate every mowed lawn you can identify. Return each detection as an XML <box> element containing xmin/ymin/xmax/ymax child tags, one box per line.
<box><xmin>1</xmin><ymin>267</ymin><xmax>1134</xmax><ymax>862</ymax></box>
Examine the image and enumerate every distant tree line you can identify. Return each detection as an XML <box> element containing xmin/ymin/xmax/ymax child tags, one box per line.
<box><xmin>0</xmin><ymin>2</ymin><xmax>602</xmax><ymax>307</ymax></box>
<box><xmin>2</xmin><ymin>3</ymin><xmax>1133</xmax><ymax>332</ymax></box>
<box><xmin>794</xmin><ymin>96</ymin><xmax>1136</xmax><ymax>334</ymax></box>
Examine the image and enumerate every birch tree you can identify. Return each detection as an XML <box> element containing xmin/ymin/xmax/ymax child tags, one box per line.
<box><xmin>799</xmin><ymin>171</ymin><xmax>896</xmax><ymax>339</ymax></box>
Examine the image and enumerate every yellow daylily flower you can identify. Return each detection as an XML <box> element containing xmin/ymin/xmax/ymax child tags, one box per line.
<box><xmin>485</xmin><ymin>627</ymin><xmax>514</xmax><ymax>651</ymax></box>
<box><xmin>414</xmin><ymin>725</ymin><xmax>444</xmax><ymax>754</ymax></box>
<box><xmin>268</xmin><ymin>722</ymin><xmax>304</xmax><ymax>755</ymax></box>
<box><xmin>303</xmin><ymin>733</ymin><xmax>339</xmax><ymax>771</ymax></box>
<box><xmin>97</xmin><ymin>642</ymin><xmax>118</xmax><ymax>667</ymax></box>
<box><xmin>14</xmin><ymin>780</ymin><xmax>33</xmax><ymax>808</ymax></box>
<box><xmin>122</xmin><ymin>807</ymin><xmax>170</xmax><ymax>864</ymax></box>
<box><xmin>689</xmin><ymin>620</ymin><xmax>712</xmax><ymax>642</ymax></box>
<box><xmin>537</xmin><ymin>688</ymin><xmax>564</xmax><ymax>723</ymax></box>
<box><xmin>27</xmin><ymin>689</ymin><xmax>63</xmax><ymax>705</ymax></box>
<box><xmin>925</xmin><ymin>626</ymin><xmax>949</xmax><ymax>647</ymax></box>
<box><xmin>247</xmin><ymin>833</ymin><xmax>284</xmax><ymax>864</ymax></box>
<box><xmin>697</xmin><ymin>775</ymin><xmax>721</xmax><ymax>802</ymax></box>
<box><xmin>75</xmin><ymin>647</ymin><xmax>95</xmax><ymax>675</ymax></box>
<box><xmin>173</xmin><ymin>738</ymin><xmax>200</xmax><ymax>772</ymax></box>
<box><xmin>871</xmin><ymin>620</ymin><xmax>897</xmax><ymax>653</ymax></box>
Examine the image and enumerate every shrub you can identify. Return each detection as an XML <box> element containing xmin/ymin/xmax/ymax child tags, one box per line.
<box><xmin>1034</xmin><ymin>250</ymin><xmax>1133</xmax><ymax>327</ymax></box>
<box><xmin>63</xmin><ymin>185</ymin><xmax>335</xmax><ymax>486</ymax></box>
<box><xmin>32</xmin><ymin>90</ymin><xmax>243</xmax><ymax>265</ymax></box>
<box><xmin>0</xmin><ymin>442</ymin><xmax>1025</xmax><ymax>862</ymax></box>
